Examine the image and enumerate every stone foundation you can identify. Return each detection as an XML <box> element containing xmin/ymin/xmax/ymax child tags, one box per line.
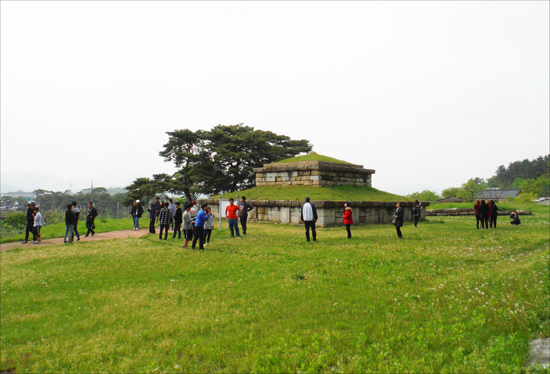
<box><xmin>202</xmin><ymin>199</ymin><xmax>429</xmax><ymax>227</ymax></box>
<box><xmin>253</xmin><ymin>161</ymin><xmax>375</xmax><ymax>187</ymax></box>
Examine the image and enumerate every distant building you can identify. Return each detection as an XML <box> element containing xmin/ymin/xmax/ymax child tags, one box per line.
<box><xmin>436</xmin><ymin>196</ymin><xmax>464</xmax><ymax>203</ymax></box>
<box><xmin>475</xmin><ymin>189</ymin><xmax>521</xmax><ymax>202</ymax></box>
<box><xmin>0</xmin><ymin>190</ymin><xmax>36</xmax><ymax>199</ymax></box>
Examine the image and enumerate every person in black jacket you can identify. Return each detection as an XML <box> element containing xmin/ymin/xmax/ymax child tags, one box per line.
<box><xmin>146</xmin><ymin>202</ymin><xmax>156</xmax><ymax>234</ymax></box>
<box><xmin>510</xmin><ymin>211</ymin><xmax>521</xmax><ymax>226</ymax></box>
<box><xmin>85</xmin><ymin>202</ymin><xmax>98</xmax><ymax>237</ymax></box>
<box><xmin>239</xmin><ymin>196</ymin><xmax>254</xmax><ymax>235</ymax></box>
<box><xmin>172</xmin><ymin>202</ymin><xmax>183</xmax><ymax>239</ymax></box>
<box><xmin>71</xmin><ymin>201</ymin><xmax>81</xmax><ymax>241</ymax></box>
<box><xmin>300</xmin><ymin>197</ymin><xmax>318</xmax><ymax>242</ymax></box>
<box><xmin>131</xmin><ymin>200</ymin><xmax>144</xmax><ymax>230</ymax></box>
<box><xmin>64</xmin><ymin>204</ymin><xmax>76</xmax><ymax>243</ymax></box>
<box><xmin>489</xmin><ymin>200</ymin><xmax>499</xmax><ymax>229</ymax></box>
<box><xmin>393</xmin><ymin>202</ymin><xmax>404</xmax><ymax>239</ymax></box>
<box><xmin>22</xmin><ymin>202</ymin><xmax>36</xmax><ymax>244</ymax></box>
<box><xmin>478</xmin><ymin>199</ymin><xmax>490</xmax><ymax>229</ymax></box>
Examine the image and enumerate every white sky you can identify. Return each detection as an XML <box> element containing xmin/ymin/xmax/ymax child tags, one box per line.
<box><xmin>1</xmin><ymin>1</ymin><xmax>548</xmax><ymax>195</ymax></box>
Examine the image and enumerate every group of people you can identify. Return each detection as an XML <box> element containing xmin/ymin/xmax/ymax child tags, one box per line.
<box><xmin>129</xmin><ymin>196</ymin><xmax>255</xmax><ymax>250</ymax></box>
<box><xmin>63</xmin><ymin>201</ymin><xmax>98</xmax><ymax>243</ymax></box>
<box><xmin>473</xmin><ymin>199</ymin><xmax>499</xmax><ymax>229</ymax></box>
<box><xmin>21</xmin><ymin>201</ymin><xmax>98</xmax><ymax>245</ymax></box>
<box><xmin>22</xmin><ymin>202</ymin><xmax>43</xmax><ymax>244</ymax></box>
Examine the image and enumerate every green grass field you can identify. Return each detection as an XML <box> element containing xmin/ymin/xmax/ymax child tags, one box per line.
<box><xmin>217</xmin><ymin>185</ymin><xmax>410</xmax><ymax>202</ymax></box>
<box><xmin>1</xmin><ymin>209</ymin><xmax>549</xmax><ymax>372</ymax></box>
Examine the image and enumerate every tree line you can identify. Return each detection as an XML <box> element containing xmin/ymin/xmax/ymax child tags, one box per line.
<box><xmin>408</xmin><ymin>154</ymin><xmax>550</xmax><ymax>202</ymax></box>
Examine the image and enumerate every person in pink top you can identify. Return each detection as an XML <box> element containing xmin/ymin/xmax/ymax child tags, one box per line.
<box><xmin>342</xmin><ymin>202</ymin><xmax>353</xmax><ymax>239</ymax></box>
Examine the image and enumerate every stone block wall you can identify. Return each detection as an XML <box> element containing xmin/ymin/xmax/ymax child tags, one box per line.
<box><xmin>202</xmin><ymin>199</ymin><xmax>429</xmax><ymax>227</ymax></box>
<box><xmin>253</xmin><ymin>161</ymin><xmax>375</xmax><ymax>187</ymax></box>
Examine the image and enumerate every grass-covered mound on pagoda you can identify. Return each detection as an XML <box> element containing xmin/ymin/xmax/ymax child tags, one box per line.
<box><xmin>216</xmin><ymin>185</ymin><xmax>410</xmax><ymax>202</ymax></box>
<box><xmin>273</xmin><ymin>153</ymin><xmax>352</xmax><ymax>164</ymax></box>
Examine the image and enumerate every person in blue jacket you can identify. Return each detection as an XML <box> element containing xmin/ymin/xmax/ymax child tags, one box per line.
<box><xmin>192</xmin><ymin>203</ymin><xmax>210</xmax><ymax>250</ymax></box>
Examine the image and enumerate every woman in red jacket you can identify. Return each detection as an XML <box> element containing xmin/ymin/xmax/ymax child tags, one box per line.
<box><xmin>473</xmin><ymin>199</ymin><xmax>481</xmax><ymax>229</ymax></box>
<box><xmin>342</xmin><ymin>202</ymin><xmax>353</xmax><ymax>239</ymax></box>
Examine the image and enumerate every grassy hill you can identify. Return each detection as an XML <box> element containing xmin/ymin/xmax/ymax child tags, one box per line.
<box><xmin>274</xmin><ymin>154</ymin><xmax>352</xmax><ymax>164</ymax></box>
<box><xmin>216</xmin><ymin>185</ymin><xmax>411</xmax><ymax>202</ymax></box>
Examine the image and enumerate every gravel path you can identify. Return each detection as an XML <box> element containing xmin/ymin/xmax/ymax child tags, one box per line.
<box><xmin>0</xmin><ymin>229</ymin><xmax>150</xmax><ymax>252</ymax></box>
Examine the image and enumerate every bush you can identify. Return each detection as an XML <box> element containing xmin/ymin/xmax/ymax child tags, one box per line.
<box><xmin>1</xmin><ymin>212</ymin><xmax>26</xmax><ymax>230</ymax></box>
<box><xmin>43</xmin><ymin>211</ymin><xmax>64</xmax><ymax>226</ymax></box>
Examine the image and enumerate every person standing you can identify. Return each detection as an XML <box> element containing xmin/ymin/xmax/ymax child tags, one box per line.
<box><xmin>158</xmin><ymin>202</ymin><xmax>171</xmax><ymax>240</ymax></box>
<box><xmin>489</xmin><ymin>200</ymin><xmax>499</xmax><ymax>229</ymax></box>
<box><xmin>172</xmin><ymin>202</ymin><xmax>183</xmax><ymax>239</ymax></box>
<box><xmin>182</xmin><ymin>203</ymin><xmax>194</xmax><ymax>249</ymax></box>
<box><xmin>168</xmin><ymin>199</ymin><xmax>176</xmax><ymax>230</ymax></box>
<box><xmin>341</xmin><ymin>202</ymin><xmax>353</xmax><ymax>239</ymax></box>
<box><xmin>478</xmin><ymin>199</ymin><xmax>489</xmax><ymax>229</ymax></box>
<box><xmin>393</xmin><ymin>202</ymin><xmax>404</xmax><ymax>239</ymax></box>
<box><xmin>473</xmin><ymin>200</ymin><xmax>482</xmax><ymax>229</ymax></box>
<box><xmin>85</xmin><ymin>202</ymin><xmax>98</xmax><ymax>237</ymax></box>
<box><xmin>22</xmin><ymin>202</ymin><xmax>36</xmax><ymax>244</ymax></box>
<box><xmin>225</xmin><ymin>198</ymin><xmax>241</xmax><ymax>238</ymax></box>
<box><xmin>300</xmin><ymin>197</ymin><xmax>318</xmax><ymax>242</ymax></box>
<box><xmin>32</xmin><ymin>207</ymin><xmax>43</xmax><ymax>244</ymax></box>
<box><xmin>153</xmin><ymin>197</ymin><xmax>161</xmax><ymax>225</ymax></box>
<box><xmin>64</xmin><ymin>204</ymin><xmax>75</xmax><ymax>243</ymax></box>
<box><xmin>204</xmin><ymin>206</ymin><xmax>215</xmax><ymax>245</ymax></box>
<box><xmin>146</xmin><ymin>202</ymin><xmax>157</xmax><ymax>234</ymax></box>
<box><xmin>238</xmin><ymin>196</ymin><xmax>254</xmax><ymax>235</ymax></box>
<box><xmin>412</xmin><ymin>200</ymin><xmax>422</xmax><ymax>227</ymax></box>
<box><xmin>71</xmin><ymin>201</ymin><xmax>81</xmax><ymax>242</ymax></box>
<box><xmin>192</xmin><ymin>203</ymin><xmax>210</xmax><ymax>250</ymax></box>
<box><xmin>131</xmin><ymin>200</ymin><xmax>144</xmax><ymax>230</ymax></box>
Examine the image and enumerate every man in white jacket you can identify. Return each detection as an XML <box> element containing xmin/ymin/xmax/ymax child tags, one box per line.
<box><xmin>300</xmin><ymin>197</ymin><xmax>318</xmax><ymax>242</ymax></box>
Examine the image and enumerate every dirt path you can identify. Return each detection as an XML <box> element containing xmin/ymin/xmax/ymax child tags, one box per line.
<box><xmin>0</xmin><ymin>229</ymin><xmax>151</xmax><ymax>252</ymax></box>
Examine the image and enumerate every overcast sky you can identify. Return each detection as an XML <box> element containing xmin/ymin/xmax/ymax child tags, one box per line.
<box><xmin>1</xmin><ymin>1</ymin><xmax>548</xmax><ymax>196</ymax></box>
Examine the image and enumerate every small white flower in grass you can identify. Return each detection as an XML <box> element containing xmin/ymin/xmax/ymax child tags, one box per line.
<box><xmin>174</xmin><ymin>365</ymin><xmax>180</xmax><ymax>369</ymax></box>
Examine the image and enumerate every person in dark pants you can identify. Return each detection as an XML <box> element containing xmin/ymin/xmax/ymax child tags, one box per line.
<box><xmin>71</xmin><ymin>201</ymin><xmax>81</xmax><ymax>241</ymax></box>
<box><xmin>64</xmin><ymin>204</ymin><xmax>76</xmax><ymax>243</ymax></box>
<box><xmin>203</xmin><ymin>206</ymin><xmax>215</xmax><ymax>244</ymax></box>
<box><xmin>300</xmin><ymin>197</ymin><xmax>318</xmax><ymax>242</ymax></box>
<box><xmin>147</xmin><ymin>202</ymin><xmax>156</xmax><ymax>234</ymax></box>
<box><xmin>172</xmin><ymin>202</ymin><xmax>183</xmax><ymax>239</ymax></box>
<box><xmin>239</xmin><ymin>196</ymin><xmax>254</xmax><ymax>235</ymax></box>
<box><xmin>85</xmin><ymin>202</ymin><xmax>98</xmax><ymax>237</ymax></box>
<box><xmin>489</xmin><ymin>200</ymin><xmax>498</xmax><ymax>229</ymax></box>
<box><xmin>341</xmin><ymin>202</ymin><xmax>353</xmax><ymax>239</ymax></box>
<box><xmin>510</xmin><ymin>211</ymin><xmax>521</xmax><ymax>225</ymax></box>
<box><xmin>412</xmin><ymin>200</ymin><xmax>422</xmax><ymax>227</ymax></box>
<box><xmin>158</xmin><ymin>202</ymin><xmax>171</xmax><ymax>240</ymax></box>
<box><xmin>22</xmin><ymin>202</ymin><xmax>36</xmax><ymax>244</ymax></box>
<box><xmin>393</xmin><ymin>202</ymin><xmax>404</xmax><ymax>239</ymax></box>
<box><xmin>192</xmin><ymin>203</ymin><xmax>210</xmax><ymax>250</ymax></box>
<box><xmin>473</xmin><ymin>199</ymin><xmax>481</xmax><ymax>229</ymax></box>
<box><xmin>153</xmin><ymin>197</ymin><xmax>161</xmax><ymax>225</ymax></box>
<box><xmin>478</xmin><ymin>199</ymin><xmax>489</xmax><ymax>229</ymax></box>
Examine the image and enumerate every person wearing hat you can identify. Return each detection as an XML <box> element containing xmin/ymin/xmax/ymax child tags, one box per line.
<box><xmin>22</xmin><ymin>202</ymin><xmax>36</xmax><ymax>244</ymax></box>
<box><xmin>130</xmin><ymin>200</ymin><xmax>144</xmax><ymax>230</ymax></box>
